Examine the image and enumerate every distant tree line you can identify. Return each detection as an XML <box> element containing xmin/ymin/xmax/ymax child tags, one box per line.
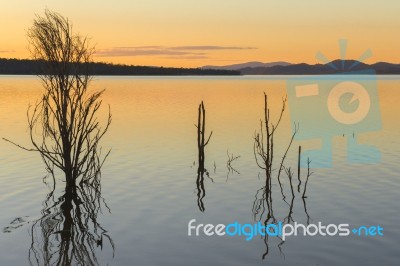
<box><xmin>0</xmin><ymin>58</ymin><xmax>240</xmax><ymax>75</ymax></box>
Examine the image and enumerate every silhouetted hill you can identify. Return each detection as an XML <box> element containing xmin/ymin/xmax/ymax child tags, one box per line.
<box><xmin>238</xmin><ymin>60</ymin><xmax>400</xmax><ymax>74</ymax></box>
<box><xmin>202</xmin><ymin>61</ymin><xmax>291</xmax><ymax>70</ymax></box>
<box><xmin>0</xmin><ymin>58</ymin><xmax>240</xmax><ymax>76</ymax></box>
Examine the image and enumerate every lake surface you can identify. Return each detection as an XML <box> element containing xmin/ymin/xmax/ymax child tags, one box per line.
<box><xmin>0</xmin><ymin>75</ymin><xmax>399</xmax><ymax>265</ymax></box>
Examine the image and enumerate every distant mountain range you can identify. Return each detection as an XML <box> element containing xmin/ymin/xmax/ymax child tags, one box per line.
<box><xmin>203</xmin><ymin>60</ymin><xmax>400</xmax><ymax>74</ymax></box>
<box><xmin>202</xmin><ymin>61</ymin><xmax>291</xmax><ymax>70</ymax></box>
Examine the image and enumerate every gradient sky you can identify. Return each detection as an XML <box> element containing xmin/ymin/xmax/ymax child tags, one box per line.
<box><xmin>0</xmin><ymin>0</ymin><xmax>399</xmax><ymax>67</ymax></box>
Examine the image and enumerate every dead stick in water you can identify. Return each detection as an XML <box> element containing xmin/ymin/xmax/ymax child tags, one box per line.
<box><xmin>297</xmin><ymin>145</ymin><xmax>301</xmax><ymax>193</ymax></box>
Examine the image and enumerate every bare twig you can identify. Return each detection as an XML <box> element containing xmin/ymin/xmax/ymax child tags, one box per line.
<box><xmin>302</xmin><ymin>158</ymin><xmax>313</xmax><ymax>198</ymax></box>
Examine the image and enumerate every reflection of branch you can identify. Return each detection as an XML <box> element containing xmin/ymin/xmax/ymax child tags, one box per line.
<box><xmin>196</xmin><ymin>169</ymin><xmax>206</xmax><ymax>212</ymax></box>
<box><xmin>252</xmin><ymin>187</ymin><xmax>266</xmax><ymax>222</ymax></box>
<box><xmin>3</xmin><ymin>217</ymin><xmax>28</xmax><ymax>233</ymax></box>
<box><xmin>262</xmin><ymin>234</ymin><xmax>270</xmax><ymax>260</ymax></box>
<box><xmin>27</xmin><ymin>182</ymin><xmax>115</xmax><ymax>266</ymax></box>
<box><xmin>284</xmin><ymin>167</ymin><xmax>295</xmax><ymax>224</ymax></box>
<box><xmin>4</xmin><ymin>145</ymin><xmax>114</xmax><ymax>266</ymax></box>
<box><xmin>302</xmin><ymin>158</ymin><xmax>313</xmax><ymax>198</ymax></box>
<box><xmin>226</xmin><ymin>150</ymin><xmax>240</xmax><ymax>180</ymax></box>
<box><xmin>278</xmin><ymin>239</ymin><xmax>286</xmax><ymax>259</ymax></box>
<box><xmin>302</xmin><ymin>158</ymin><xmax>312</xmax><ymax>224</ymax></box>
<box><xmin>302</xmin><ymin>197</ymin><xmax>311</xmax><ymax>225</ymax></box>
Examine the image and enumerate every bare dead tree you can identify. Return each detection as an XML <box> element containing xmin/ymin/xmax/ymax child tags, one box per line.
<box><xmin>4</xmin><ymin>10</ymin><xmax>111</xmax><ymax>186</ymax></box>
<box><xmin>195</xmin><ymin>101</ymin><xmax>213</xmax><ymax>212</ymax></box>
<box><xmin>253</xmin><ymin>93</ymin><xmax>295</xmax><ymax>222</ymax></box>
<box><xmin>252</xmin><ymin>92</ymin><xmax>315</xmax><ymax>260</ymax></box>
<box><xmin>254</xmin><ymin>93</ymin><xmax>296</xmax><ymax>189</ymax></box>
<box><xmin>197</xmin><ymin>101</ymin><xmax>213</xmax><ymax>170</ymax></box>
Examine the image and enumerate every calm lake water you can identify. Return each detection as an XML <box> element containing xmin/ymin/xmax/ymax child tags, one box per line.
<box><xmin>0</xmin><ymin>75</ymin><xmax>399</xmax><ymax>265</ymax></box>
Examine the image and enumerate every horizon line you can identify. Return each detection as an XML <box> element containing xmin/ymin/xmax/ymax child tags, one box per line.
<box><xmin>1</xmin><ymin>57</ymin><xmax>400</xmax><ymax>69</ymax></box>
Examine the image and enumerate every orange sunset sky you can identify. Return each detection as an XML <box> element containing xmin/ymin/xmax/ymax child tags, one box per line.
<box><xmin>0</xmin><ymin>0</ymin><xmax>399</xmax><ymax>68</ymax></box>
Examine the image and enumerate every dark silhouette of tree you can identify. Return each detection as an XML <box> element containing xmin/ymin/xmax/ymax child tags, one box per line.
<box><xmin>3</xmin><ymin>10</ymin><xmax>115</xmax><ymax>265</ymax></box>
<box><xmin>195</xmin><ymin>101</ymin><xmax>213</xmax><ymax>212</ymax></box>
<box><xmin>4</xmin><ymin>10</ymin><xmax>111</xmax><ymax>186</ymax></box>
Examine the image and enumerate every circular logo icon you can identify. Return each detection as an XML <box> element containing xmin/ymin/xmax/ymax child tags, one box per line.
<box><xmin>327</xmin><ymin>81</ymin><xmax>370</xmax><ymax>125</ymax></box>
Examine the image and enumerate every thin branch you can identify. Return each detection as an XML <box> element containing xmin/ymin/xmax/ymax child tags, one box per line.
<box><xmin>302</xmin><ymin>158</ymin><xmax>313</xmax><ymax>198</ymax></box>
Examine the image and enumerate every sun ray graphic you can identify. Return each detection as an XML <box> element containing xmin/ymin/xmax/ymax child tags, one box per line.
<box><xmin>316</xmin><ymin>39</ymin><xmax>373</xmax><ymax>71</ymax></box>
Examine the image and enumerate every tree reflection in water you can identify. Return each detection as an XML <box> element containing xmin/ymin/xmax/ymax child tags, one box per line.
<box><xmin>27</xmin><ymin>173</ymin><xmax>115</xmax><ymax>266</ymax></box>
